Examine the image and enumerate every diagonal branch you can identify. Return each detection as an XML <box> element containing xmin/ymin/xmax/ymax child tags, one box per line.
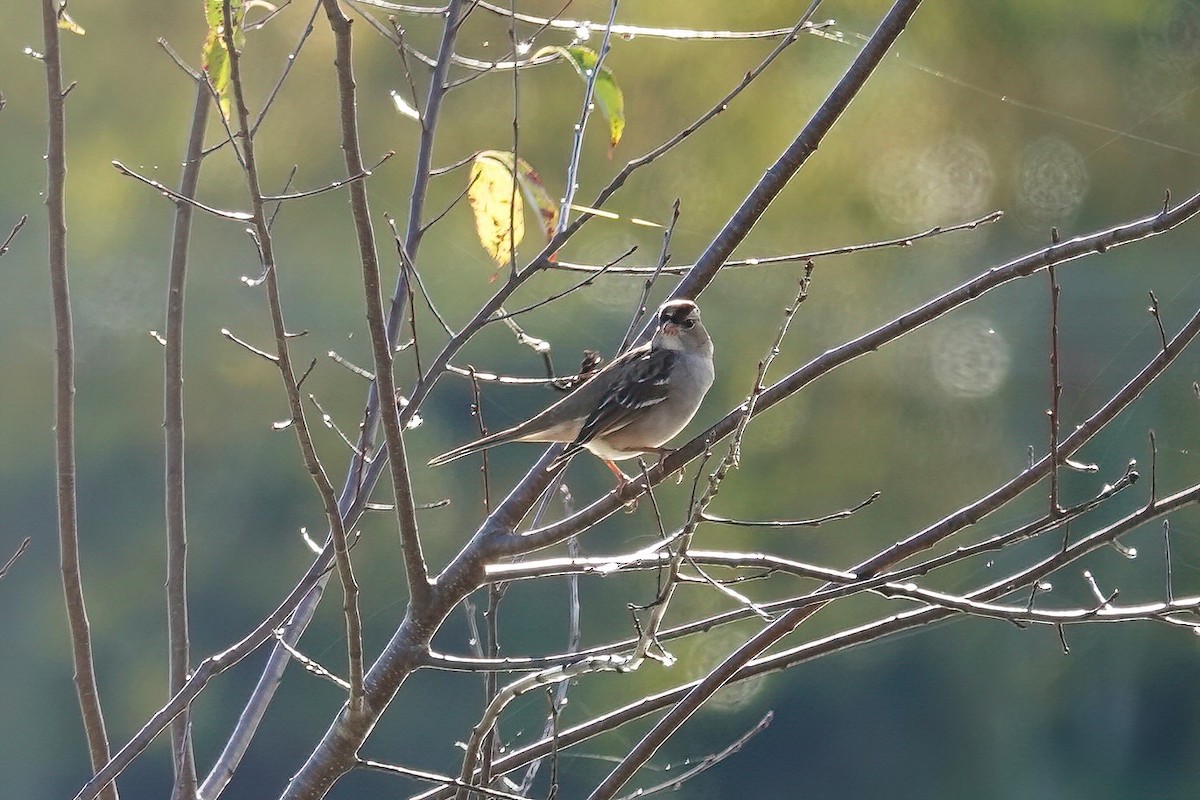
<box><xmin>414</xmin><ymin>481</ymin><xmax>1200</xmax><ymax>800</ymax></box>
<box><xmin>514</xmin><ymin>185</ymin><xmax>1200</xmax><ymax>556</ymax></box>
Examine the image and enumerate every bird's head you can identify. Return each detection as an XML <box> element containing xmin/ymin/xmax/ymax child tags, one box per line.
<box><xmin>654</xmin><ymin>298</ymin><xmax>708</xmax><ymax>353</ymax></box>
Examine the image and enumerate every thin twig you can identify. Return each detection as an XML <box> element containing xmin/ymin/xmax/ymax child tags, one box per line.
<box><xmin>260</xmin><ymin>151</ymin><xmax>393</xmax><ymax>200</ymax></box>
<box><xmin>557</xmin><ymin>0</ymin><xmax>620</xmax><ymax>234</ymax></box>
<box><xmin>272</xmin><ymin>631</ymin><xmax>351</xmax><ymax>690</ymax></box>
<box><xmin>252</xmin><ymin>0</ymin><xmax>323</xmax><ymax>137</ymax></box>
<box><xmin>359</xmin><ymin>758</ymin><xmax>533</xmax><ymax>800</ymax></box>
<box><xmin>620</xmin><ymin>200</ymin><xmax>681</xmax><ymax>353</ymax></box>
<box><xmin>487</xmin><ymin>246</ymin><xmax>635</xmax><ymax>322</ymax></box>
<box><xmin>1163</xmin><ymin>519</ymin><xmax>1174</xmax><ymax>604</ymax></box>
<box><xmin>1047</xmin><ymin>261</ymin><xmax>1062</xmax><ymax>514</ymax></box>
<box><xmin>472</xmin><ymin>0</ymin><xmax>825</xmax><ymax>42</ymax></box>
<box><xmin>552</xmin><ymin>210</ymin><xmax>1004</xmax><ymax>275</ymax></box>
<box><xmin>0</xmin><ymin>214</ymin><xmax>28</xmax><ymax>257</ymax></box>
<box><xmin>111</xmin><ymin>160</ymin><xmax>252</xmax><ymax>220</ymax></box>
<box><xmin>324</xmin><ymin>0</ymin><xmax>431</xmax><ymax>614</ymax></box>
<box><xmin>1148</xmin><ymin>290</ymin><xmax>1169</xmax><ymax>352</ymax></box>
<box><xmin>613</xmin><ymin>712</ymin><xmax>773</xmax><ymax>800</ymax></box>
<box><xmin>702</xmin><ymin>491</ymin><xmax>880</xmax><ymax>528</ymax></box>
<box><xmin>0</xmin><ymin>537</ymin><xmax>31</xmax><ymax>580</ymax></box>
<box><xmin>220</xmin><ymin>328</ymin><xmax>279</xmax><ymax>363</ymax></box>
<box><xmin>223</xmin><ymin>0</ymin><xmax>366</xmax><ymax>715</ymax></box>
<box><xmin>156</xmin><ymin>38</ymin><xmax>201</xmax><ymax>80</ymax></box>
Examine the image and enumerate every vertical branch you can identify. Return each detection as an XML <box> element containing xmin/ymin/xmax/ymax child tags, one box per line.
<box><xmin>620</xmin><ymin>200</ymin><xmax>681</xmax><ymax>353</ymax></box>
<box><xmin>209</xmin><ymin>3</ymin><xmax>472</xmax><ymax>793</ymax></box>
<box><xmin>321</xmin><ymin>0</ymin><xmax>430</xmax><ymax>608</ymax></box>
<box><xmin>163</xmin><ymin>76</ymin><xmax>211</xmax><ymax>800</ymax></box>
<box><xmin>219</xmin><ymin>0</ymin><xmax>366</xmax><ymax>710</ymax></box>
<box><xmin>404</xmin><ymin>0</ymin><xmax>467</xmax><ymax>257</ymax></box>
<box><xmin>556</xmin><ymin>0</ymin><xmax>620</xmax><ymax>233</ymax></box>
<box><xmin>1047</xmin><ymin>257</ymin><xmax>1062</xmax><ymax>514</ymax></box>
<box><xmin>633</xmin><ymin>270</ymin><xmax>811</xmax><ymax>665</ymax></box>
<box><xmin>40</xmin><ymin>1</ymin><xmax>119</xmax><ymax>798</ymax></box>
<box><xmin>506</xmin><ymin>0</ymin><xmax>520</xmax><ymax>278</ymax></box>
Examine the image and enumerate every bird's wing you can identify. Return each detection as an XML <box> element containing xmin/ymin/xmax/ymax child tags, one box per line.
<box><xmin>554</xmin><ymin>347</ymin><xmax>676</xmax><ymax>464</ymax></box>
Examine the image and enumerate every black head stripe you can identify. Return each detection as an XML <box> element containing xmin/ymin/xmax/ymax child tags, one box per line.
<box><xmin>659</xmin><ymin>299</ymin><xmax>698</xmax><ymax>325</ymax></box>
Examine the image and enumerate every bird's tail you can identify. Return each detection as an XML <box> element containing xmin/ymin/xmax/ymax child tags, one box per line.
<box><xmin>427</xmin><ymin>429</ymin><xmax>514</xmax><ymax>466</ymax></box>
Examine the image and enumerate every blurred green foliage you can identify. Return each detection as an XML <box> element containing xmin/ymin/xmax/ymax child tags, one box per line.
<box><xmin>2</xmin><ymin>1</ymin><xmax>1200</xmax><ymax>798</ymax></box>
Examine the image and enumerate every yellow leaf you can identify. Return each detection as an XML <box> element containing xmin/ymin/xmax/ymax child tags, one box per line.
<box><xmin>57</xmin><ymin>8</ymin><xmax>86</xmax><ymax>35</ymax></box>
<box><xmin>468</xmin><ymin>154</ymin><xmax>524</xmax><ymax>266</ymax></box>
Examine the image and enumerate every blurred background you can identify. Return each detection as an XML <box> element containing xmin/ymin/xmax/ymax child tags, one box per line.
<box><xmin>3</xmin><ymin>1</ymin><xmax>1200</xmax><ymax>797</ymax></box>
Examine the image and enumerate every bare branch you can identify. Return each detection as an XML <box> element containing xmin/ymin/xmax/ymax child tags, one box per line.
<box><xmin>359</xmin><ymin>758</ymin><xmax>534</xmax><ymax>800</ymax></box>
<box><xmin>161</xmin><ymin>65</ymin><xmax>211</xmax><ymax>800</ymax></box>
<box><xmin>111</xmin><ymin>160</ymin><xmax>253</xmax><ymax>221</ymax></box>
<box><xmin>0</xmin><ymin>537</ymin><xmax>31</xmax><ymax>580</ymax></box>
<box><xmin>552</xmin><ymin>210</ymin><xmax>1004</xmax><ymax>275</ymax></box>
<box><xmin>41</xmin><ymin>2</ymin><xmax>119</xmax><ymax>796</ymax></box>
<box><xmin>220</xmin><ymin>328</ymin><xmax>280</xmax><ymax>363</ymax></box>
<box><xmin>613</xmin><ymin>713</ymin><xmax>773</xmax><ymax>800</ymax></box>
<box><xmin>222</xmin><ymin>0</ymin><xmax>366</xmax><ymax>719</ymax></box>
<box><xmin>321</xmin><ymin>0</ymin><xmax>431</xmax><ymax>610</ymax></box>
<box><xmin>702</xmin><ymin>491</ymin><xmax>880</xmax><ymax>528</ymax></box>
<box><xmin>0</xmin><ymin>214</ymin><xmax>28</xmax><ymax>257</ymax></box>
<box><xmin>473</xmin><ymin>0</ymin><xmax>829</xmax><ymax>42</ymax></box>
<box><xmin>260</xmin><ymin>151</ymin><xmax>394</xmax><ymax>201</ymax></box>
<box><xmin>1047</xmin><ymin>262</ymin><xmax>1063</xmax><ymax>514</ymax></box>
<box><xmin>516</xmin><ymin>186</ymin><xmax>1200</xmax><ymax>556</ymax></box>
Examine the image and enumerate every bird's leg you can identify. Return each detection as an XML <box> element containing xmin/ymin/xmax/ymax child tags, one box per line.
<box><xmin>639</xmin><ymin>446</ymin><xmax>675</xmax><ymax>470</ymax></box>
<box><xmin>611</xmin><ymin>446</ymin><xmax>679</xmax><ymax>484</ymax></box>
<box><xmin>603</xmin><ymin>459</ymin><xmax>639</xmax><ymax>513</ymax></box>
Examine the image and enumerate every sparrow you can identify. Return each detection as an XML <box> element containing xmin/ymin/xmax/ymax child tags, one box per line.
<box><xmin>428</xmin><ymin>298</ymin><xmax>715</xmax><ymax>482</ymax></box>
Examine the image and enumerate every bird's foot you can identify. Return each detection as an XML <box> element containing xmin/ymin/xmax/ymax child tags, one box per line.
<box><xmin>604</xmin><ymin>460</ymin><xmax>639</xmax><ymax>513</ymax></box>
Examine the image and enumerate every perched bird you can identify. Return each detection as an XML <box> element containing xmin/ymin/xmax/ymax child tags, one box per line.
<box><xmin>428</xmin><ymin>298</ymin><xmax>715</xmax><ymax>482</ymax></box>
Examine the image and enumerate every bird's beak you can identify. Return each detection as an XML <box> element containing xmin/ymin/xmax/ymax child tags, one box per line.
<box><xmin>662</xmin><ymin>322</ymin><xmax>680</xmax><ymax>336</ymax></box>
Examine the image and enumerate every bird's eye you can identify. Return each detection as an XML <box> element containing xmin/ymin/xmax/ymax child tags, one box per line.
<box><xmin>682</xmin><ymin>318</ymin><xmax>696</xmax><ymax>329</ymax></box>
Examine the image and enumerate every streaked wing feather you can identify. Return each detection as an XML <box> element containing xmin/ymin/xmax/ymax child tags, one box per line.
<box><xmin>557</xmin><ymin>348</ymin><xmax>676</xmax><ymax>462</ymax></box>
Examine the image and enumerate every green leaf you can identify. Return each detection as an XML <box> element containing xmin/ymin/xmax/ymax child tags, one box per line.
<box><xmin>468</xmin><ymin>151</ymin><xmax>560</xmax><ymax>267</ymax></box>
<box><xmin>201</xmin><ymin>0</ymin><xmax>246</xmax><ymax>120</ymax></box>
<box><xmin>534</xmin><ymin>45</ymin><xmax>626</xmax><ymax>150</ymax></box>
